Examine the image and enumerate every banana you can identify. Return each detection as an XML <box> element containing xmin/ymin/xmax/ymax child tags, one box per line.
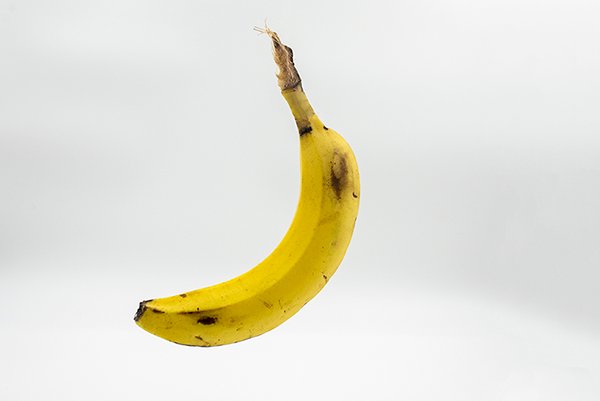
<box><xmin>134</xmin><ymin>28</ymin><xmax>360</xmax><ymax>346</ymax></box>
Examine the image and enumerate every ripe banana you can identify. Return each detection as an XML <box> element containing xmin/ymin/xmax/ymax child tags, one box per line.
<box><xmin>134</xmin><ymin>28</ymin><xmax>360</xmax><ymax>346</ymax></box>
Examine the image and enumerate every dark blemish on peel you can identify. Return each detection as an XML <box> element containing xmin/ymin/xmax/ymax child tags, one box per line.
<box><xmin>197</xmin><ymin>316</ymin><xmax>218</xmax><ymax>325</ymax></box>
<box><xmin>299</xmin><ymin>125</ymin><xmax>313</xmax><ymax>136</ymax></box>
<box><xmin>171</xmin><ymin>340</ymin><xmax>204</xmax><ymax>347</ymax></box>
<box><xmin>323</xmin><ymin>126</ymin><xmax>329</xmax><ymax>130</ymax></box>
<box><xmin>262</xmin><ymin>300</ymin><xmax>273</xmax><ymax>309</ymax></box>
<box><xmin>151</xmin><ymin>309</ymin><xmax>165</xmax><ymax>314</ymax></box>
<box><xmin>195</xmin><ymin>335</ymin><xmax>204</xmax><ymax>341</ymax></box>
<box><xmin>330</xmin><ymin>153</ymin><xmax>349</xmax><ymax>200</ymax></box>
<box><xmin>352</xmin><ymin>192</ymin><xmax>358</xmax><ymax>198</ymax></box>
<box><xmin>179</xmin><ymin>293</ymin><xmax>187</xmax><ymax>298</ymax></box>
<box><xmin>322</xmin><ymin>274</ymin><xmax>328</xmax><ymax>281</ymax></box>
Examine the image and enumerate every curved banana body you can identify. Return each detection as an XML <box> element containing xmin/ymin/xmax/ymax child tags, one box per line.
<box><xmin>134</xmin><ymin>30</ymin><xmax>360</xmax><ymax>346</ymax></box>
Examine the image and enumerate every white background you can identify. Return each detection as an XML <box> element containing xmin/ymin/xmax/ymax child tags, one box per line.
<box><xmin>1</xmin><ymin>1</ymin><xmax>599</xmax><ymax>400</ymax></box>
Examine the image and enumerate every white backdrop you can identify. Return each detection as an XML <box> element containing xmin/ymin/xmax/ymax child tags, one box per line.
<box><xmin>1</xmin><ymin>1</ymin><xmax>599</xmax><ymax>400</ymax></box>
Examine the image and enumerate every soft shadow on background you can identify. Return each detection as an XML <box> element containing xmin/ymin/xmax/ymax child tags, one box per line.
<box><xmin>1</xmin><ymin>1</ymin><xmax>599</xmax><ymax>400</ymax></box>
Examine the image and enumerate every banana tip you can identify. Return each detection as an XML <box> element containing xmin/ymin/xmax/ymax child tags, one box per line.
<box><xmin>134</xmin><ymin>299</ymin><xmax>152</xmax><ymax>322</ymax></box>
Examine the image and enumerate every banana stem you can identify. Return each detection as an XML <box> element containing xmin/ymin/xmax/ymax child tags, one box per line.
<box><xmin>282</xmin><ymin>86</ymin><xmax>315</xmax><ymax>133</ymax></box>
<box><xmin>257</xmin><ymin>26</ymin><xmax>316</xmax><ymax>134</ymax></box>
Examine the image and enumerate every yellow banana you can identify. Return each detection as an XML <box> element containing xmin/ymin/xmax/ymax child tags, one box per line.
<box><xmin>134</xmin><ymin>28</ymin><xmax>360</xmax><ymax>346</ymax></box>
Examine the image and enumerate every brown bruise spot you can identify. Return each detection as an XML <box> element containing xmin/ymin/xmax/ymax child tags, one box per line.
<box><xmin>179</xmin><ymin>293</ymin><xmax>187</xmax><ymax>298</ymax></box>
<box><xmin>352</xmin><ymin>192</ymin><xmax>358</xmax><ymax>198</ymax></box>
<box><xmin>197</xmin><ymin>316</ymin><xmax>218</xmax><ymax>325</ymax></box>
<box><xmin>299</xmin><ymin>124</ymin><xmax>313</xmax><ymax>136</ymax></box>
<box><xmin>330</xmin><ymin>152</ymin><xmax>349</xmax><ymax>200</ymax></box>
<box><xmin>323</xmin><ymin>125</ymin><xmax>329</xmax><ymax>130</ymax></box>
<box><xmin>262</xmin><ymin>300</ymin><xmax>273</xmax><ymax>309</ymax></box>
<box><xmin>322</xmin><ymin>274</ymin><xmax>328</xmax><ymax>281</ymax></box>
<box><xmin>318</xmin><ymin>213</ymin><xmax>335</xmax><ymax>226</ymax></box>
